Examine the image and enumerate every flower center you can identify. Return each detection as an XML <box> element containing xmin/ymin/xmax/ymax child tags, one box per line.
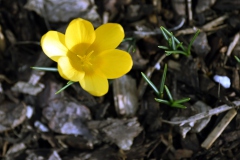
<box><xmin>77</xmin><ymin>51</ymin><xmax>93</xmax><ymax>67</ymax></box>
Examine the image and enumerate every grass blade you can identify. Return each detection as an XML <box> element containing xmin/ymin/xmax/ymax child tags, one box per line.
<box><xmin>31</xmin><ymin>67</ymin><xmax>58</xmax><ymax>72</ymax></box>
<box><xmin>235</xmin><ymin>56</ymin><xmax>240</xmax><ymax>63</ymax></box>
<box><xmin>171</xmin><ymin>33</ymin><xmax>176</xmax><ymax>50</ymax></box>
<box><xmin>174</xmin><ymin>98</ymin><xmax>190</xmax><ymax>104</ymax></box>
<box><xmin>187</xmin><ymin>29</ymin><xmax>200</xmax><ymax>55</ymax></box>
<box><xmin>160</xmin><ymin>64</ymin><xmax>167</xmax><ymax>98</ymax></box>
<box><xmin>155</xmin><ymin>98</ymin><xmax>170</xmax><ymax>105</ymax></box>
<box><xmin>164</xmin><ymin>85</ymin><xmax>173</xmax><ymax>102</ymax></box>
<box><xmin>160</xmin><ymin>26</ymin><xmax>169</xmax><ymax>41</ymax></box>
<box><xmin>141</xmin><ymin>72</ymin><xmax>159</xmax><ymax>95</ymax></box>
<box><xmin>165</xmin><ymin>50</ymin><xmax>188</xmax><ymax>56</ymax></box>
<box><xmin>55</xmin><ymin>81</ymin><xmax>75</xmax><ymax>94</ymax></box>
<box><xmin>158</xmin><ymin>46</ymin><xmax>169</xmax><ymax>50</ymax></box>
<box><xmin>171</xmin><ymin>103</ymin><xmax>187</xmax><ymax>109</ymax></box>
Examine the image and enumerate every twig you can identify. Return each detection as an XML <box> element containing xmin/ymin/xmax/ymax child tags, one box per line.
<box><xmin>161</xmin><ymin>100</ymin><xmax>240</xmax><ymax>125</ymax></box>
<box><xmin>187</xmin><ymin>0</ymin><xmax>193</xmax><ymax>26</ymax></box>
<box><xmin>201</xmin><ymin>109</ymin><xmax>237</xmax><ymax>149</ymax></box>
<box><xmin>224</xmin><ymin>32</ymin><xmax>240</xmax><ymax>65</ymax></box>
<box><xmin>201</xmin><ymin>14</ymin><xmax>228</xmax><ymax>31</ymax></box>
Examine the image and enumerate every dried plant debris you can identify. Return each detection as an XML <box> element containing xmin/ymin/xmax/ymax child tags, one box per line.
<box><xmin>171</xmin><ymin>0</ymin><xmax>186</xmax><ymax>16</ymax></box>
<box><xmin>56</xmin><ymin>135</ymin><xmax>94</xmax><ymax>150</ymax></box>
<box><xmin>174</xmin><ymin>149</ymin><xmax>193</xmax><ymax>160</ymax></box>
<box><xmin>0</xmin><ymin>102</ymin><xmax>26</xmax><ymax>132</ymax></box>
<box><xmin>196</xmin><ymin>0</ymin><xmax>216</xmax><ymax>13</ymax></box>
<box><xmin>6</xmin><ymin>143</ymin><xmax>26</xmax><ymax>157</ymax></box>
<box><xmin>23</xmin><ymin>149</ymin><xmax>61</xmax><ymax>160</ymax></box>
<box><xmin>77</xmin><ymin>145</ymin><xmax>125</xmax><ymax>160</ymax></box>
<box><xmin>113</xmin><ymin>75</ymin><xmax>138</xmax><ymax>117</ymax></box>
<box><xmin>171</xmin><ymin>101</ymin><xmax>212</xmax><ymax>138</ymax></box>
<box><xmin>11</xmin><ymin>81</ymin><xmax>45</xmax><ymax>96</ymax></box>
<box><xmin>24</xmin><ymin>0</ymin><xmax>100</xmax><ymax>23</ymax></box>
<box><xmin>42</xmin><ymin>98</ymin><xmax>92</xmax><ymax>136</ymax></box>
<box><xmin>192</xmin><ymin>32</ymin><xmax>211</xmax><ymax>57</ymax></box>
<box><xmin>87</xmin><ymin>118</ymin><xmax>142</xmax><ymax>150</ymax></box>
<box><xmin>0</xmin><ymin>25</ymin><xmax>6</xmax><ymax>52</ymax></box>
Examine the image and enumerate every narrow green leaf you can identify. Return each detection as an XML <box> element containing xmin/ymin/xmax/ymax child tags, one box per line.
<box><xmin>141</xmin><ymin>72</ymin><xmax>159</xmax><ymax>95</ymax></box>
<box><xmin>164</xmin><ymin>85</ymin><xmax>173</xmax><ymax>102</ymax></box>
<box><xmin>165</xmin><ymin>50</ymin><xmax>188</xmax><ymax>56</ymax></box>
<box><xmin>171</xmin><ymin>103</ymin><xmax>187</xmax><ymax>109</ymax></box>
<box><xmin>127</xmin><ymin>39</ymin><xmax>136</xmax><ymax>53</ymax></box>
<box><xmin>161</xmin><ymin>26</ymin><xmax>187</xmax><ymax>52</ymax></box>
<box><xmin>161</xmin><ymin>26</ymin><xmax>172</xmax><ymax>37</ymax></box>
<box><xmin>165</xmin><ymin>52</ymin><xmax>173</xmax><ymax>56</ymax></box>
<box><xmin>67</xmin><ymin>81</ymin><xmax>74</xmax><ymax>85</ymax></box>
<box><xmin>187</xmin><ymin>29</ymin><xmax>200</xmax><ymax>55</ymax></box>
<box><xmin>174</xmin><ymin>98</ymin><xmax>190</xmax><ymax>104</ymax></box>
<box><xmin>158</xmin><ymin>46</ymin><xmax>169</xmax><ymax>50</ymax></box>
<box><xmin>55</xmin><ymin>81</ymin><xmax>75</xmax><ymax>94</ymax></box>
<box><xmin>154</xmin><ymin>98</ymin><xmax>170</xmax><ymax>105</ymax></box>
<box><xmin>160</xmin><ymin>26</ymin><xmax>169</xmax><ymax>41</ymax></box>
<box><xmin>171</xmin><ymin>33</ymin><xmax>176</xmax><ymax>50</ymax></box>
<box><xmin>160</xmin><ymin>64</ymin><xmax>167</xmax><ymax>98</ymax></box>
<box><xmin>122</xmin><ymin>37</ymin><xmax>133</xmax><ymax>42</ymax></box>
<box><xmin>176</xmin><ymin>42</ymin><xmax>183</xmax><ymax>49</ymax></box>
<box><xmin>235</xmin><ymin>56</ymin><xmax>240</xmax><ymax>63</ymax></box>
<box><xmin>161</xmin><ymin>27</ymin><xmax>181</xmax><ymax>45</ymax></box>
<box><xmin>31</xmin><ymin>67</ymin><xmax>58</xmax><ymax>72</ymax></box>
<box><xmin>168</xmin><ymin>38</ymin><xmax>172</xmax><ymax>48</ymax></box>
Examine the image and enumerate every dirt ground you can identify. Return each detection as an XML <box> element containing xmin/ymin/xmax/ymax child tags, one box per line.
<box><xmin>1</xmin><ymin>0</ymin><xmax>240</xmax><ymax>159</ymax></box>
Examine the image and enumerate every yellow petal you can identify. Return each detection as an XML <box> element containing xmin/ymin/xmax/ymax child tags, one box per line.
<box><xmin>93</xmin><ymin>49</ymin><xmax>133</xmax><ymax>79</ymax></box>
<box><xmin>57</xmin><ymin>57</ymin><xmax>85</xmax><ymax>81</ymax></box>
<box><xmin>88</xmin><ymin>23</ymin><xmax>124</xmax><ymax>54</ymax></box>
<box><xmin>79</xmin><ymin>72</ymin><xmax>108</xmax><ymax>96</ymax></box>
<box><xmin>41</xmin><ymin>31</ymin><xmax>68</xmax><ymax>62</ymax></box>
<box><xmin>65</xmin><ymin>18</ymin><xmax>95</xmax><ymax>56</ymax></box>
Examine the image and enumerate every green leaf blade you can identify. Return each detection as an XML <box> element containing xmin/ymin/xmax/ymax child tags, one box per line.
<box><xmin>31</xmin><ymin>67</ymin><xmax>58</xmax><ymax>72</ymax></box>
<box><xmin>141</xmin><ymin>72</ymin><xmax>159</xmax><ymax>95</ymax></box>
<box><xmin>55</xmin><ymin>81</ymin><xmax>75</xmax><ymax>94</ymax></box>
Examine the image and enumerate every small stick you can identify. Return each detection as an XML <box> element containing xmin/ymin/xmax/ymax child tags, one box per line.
<box><xmin>224</xmin><ymin>32</ymin><xmax>240</xmax><ymax>64</ymax></box>
<box><xmin>187</xmin><ymin>0</ymin><xmax>193</xmax><ymax>26</ymax></box>
<box><xmin>161</xmin><ymin>100</ymin><xmax>240</xmax><ymax>125</ymax></box>
<box><xmin>201</xmin><ymin>14</ymin><xmax>228</xmax><ymax>31</ymax></box>
<box><xmin>201</xmin><ymin>109</ymin><xmax>237</xmax><ymax>149</ymax></box>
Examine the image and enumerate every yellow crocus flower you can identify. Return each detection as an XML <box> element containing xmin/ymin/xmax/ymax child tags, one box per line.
<box><xmin>41</xmin><ymin>18</ymin><xmax>133</xmax><ymax>96</ymax></box>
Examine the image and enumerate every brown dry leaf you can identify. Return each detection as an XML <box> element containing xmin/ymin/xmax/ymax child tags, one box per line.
<box><xmin>24</xmin><ymin>0</ymin><xmax>100</xmax><ymax>24</ymax></box>
<box><xmin>11</xmin><ymin>81</ymin><xmax>45</xmax><ymax>96</ymax></box>
<box><xmin>196</xmin><ymin>0</ymin><xmax>216</xmax><ymax>13</ymax></box>
<box><xmin>43</xmin><ymin>98</ymin><xmax>92</xmax><ymax>137</ymax></box>
<box><xmin>223</xmin><ymin>130</ymin><xmax>240</xmax><ymax>142</ymax></box>
<box><xmin>56</xmin><ymin>135</ymin><xmax>94</xmax><ymax>150</ymax></box>
<box><xmin>192</xmin><ymin>32</ymin><xmax>211</xmax><ymax>57</ymax></box>
<box><xmin>0</xmin><ymin>102</ymin><xmax>26</xmax><ymax>132</ymax></box>
<box><xmin>171</xmin><ymin>0</ymin><xmax>186</xmax><ymax>16</ymax></box>
<box><xmin>25</xmin><ymin>149</ymin><xmax>61</xmax><ymax>160</ymax></box>
<box><xmin>104</xmin><ymin>0</ymin><xmax>131</xmax><ymax>21</ymax></box>
<box><xmin>171</xmin><ymin>101</ymin><xmax>212</xmax><ymax>138</ymax></box>
<box><xmin>168</xmin><ymin>58</ymin><xmax>200</xmax><ymax>90</ymax></box>
<box><xmin>88</xmin><ymin>118</ymin><xmax>142</xmax><ymax>150</ymax></box>
<box><xmin>174</xmin><ymin>149</ymin><xmax>193</xmax><ymax>160</ymax></box>
<box><xmin>181</xmin><ymin>133</ymin><xmax>200</xmax><ymax>152</ymax></box>
<box><xmin>78</xmin><ymin>145</ymin><xmax>124</xmax><ymax>160</ymax></box>
<box><xmin>113</xmin><ymin>75</ymin><xmax>138</xmax><ymax>117</ymax></box>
